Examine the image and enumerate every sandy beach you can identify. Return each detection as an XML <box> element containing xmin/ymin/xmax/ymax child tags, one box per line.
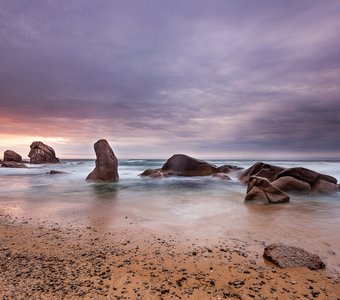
<box><xmin>1</xmin><ymin>207</ymin><xmax>339</xmax><ymax>300</ymax></box>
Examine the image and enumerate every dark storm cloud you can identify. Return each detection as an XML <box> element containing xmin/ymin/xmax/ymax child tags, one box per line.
<box><xmin>0</xmin><ymin>0</ymin><xmax>340</xmax><ymax>157</ymax></box>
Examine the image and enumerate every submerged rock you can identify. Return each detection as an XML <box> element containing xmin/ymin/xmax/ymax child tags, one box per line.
<box><xmin>1</xmin><ymin>161</ymin><xmax>28</xmax><ymax>168</ymax></box>
<box><xmin>47</xmin><ymin>170</ymin><xmax>69</xmax><ymax>175</ymax></box>
<box><xmin>4</xmin><ymin>150</ymin><xmax>22</xmax><ymax>162</ymax></box>
<box><xmin>263</xmin><ymin>243</ymin><xmax>326</xmax><ymax>270</ymax></box>
<box><xmin>28</xmin><ymin>141</ymin><xmax>59</xmax><ymax>164</ymax></box>
<box><xmin>86</xmin><ymin>139</ymin><xmax>119</xmax><ymax>181</ymax></box>
<box><xmin>245</xmin><ymin>176</ymin><xmax>290</xmax><ymax>204</ymax></box>
<box><xmin>212</xmin><ymin>173</ymin><xmax>231</xmax><ymax>180</ymax></box>
<box><xmin>217</xmin><ymin>165</ymin><xmax>244</xmax><ymax>174</ymax></box>
<box><xmin>139</xmin><ymin>168</ymin><xmax>166</xmax><ymax>178</ymax></box>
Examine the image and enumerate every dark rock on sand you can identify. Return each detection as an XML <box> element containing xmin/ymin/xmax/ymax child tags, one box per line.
<box><xmin>1</xmin><ymin>161</ymin><xmax>28</xmax><ymax>168</ymax></box>
<box><xmin>263</xmin><ymin>243</ymin><xmax>326</xmax><ymax>270</ymax></box>
<box><xmin>240</xmin><ymin>162</ymin><xmax>285</xmax><ymax>183</ymax></box>
<box><xmin>161</xmin><ymin>154</ymin><xmax>218</xmax><ymax>176</ymax></box>
<box><xmin>86</xmin><ymin>139</ymin><xmax>119</xmax><ymax>181</ymax></box>
<box><xmin>271</xmin><ymin>176</ymin><xmax>311</xmax><ymax>193</ymax></box>
<box><xmin>245</xmin><ymin>176</ymin><xmax>290</xmax><ymax>204</ymax></box>
<box><xmin>28</xmin><ymin>141</ymin><xmax>59</xmax><ymax>164</ymax></box>
<box><xmin>3</xmin><ymin>150</ymin><xmax>22</xmax><ymax>162</ymax></box>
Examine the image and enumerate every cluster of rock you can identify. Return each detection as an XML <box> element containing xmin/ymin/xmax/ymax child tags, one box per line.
<box><xmin>1</xmin><ymin>140</ymin><xmax>339</xmax><ymax>205</ymax></box>
<box><xmin>240</xmin><ymin>162</ymin><xmax>338</xmax><ymax>204</ymax></box>
<box><xmin>0</xmin><ymin>150</ymin><xmax>27</xmax><ymax>168</ymax></box>
<box><xmin>1</xmin><ymin>141</ymin><xmax>60</xmax><ymax>168</ymax></box>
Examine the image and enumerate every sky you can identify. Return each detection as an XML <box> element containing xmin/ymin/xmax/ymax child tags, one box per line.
<box><xmin>0</xmin><ymin>0</ymin><xmax>340</xmax><ymax>159</ymax></box>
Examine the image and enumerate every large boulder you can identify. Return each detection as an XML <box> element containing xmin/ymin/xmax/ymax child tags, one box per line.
<box><xmin>4</xmin><ymin>150</ymin><xmax>22</xmax><ymax>162</ymax></box>
<box><xmin>312</xmin><ymin>178</ymin><xmax>338</xmax><ymax>193</ymax></box>
<box><xmin>240</xmin><ymin>162</ymin><xmax>285</xmax><ymax>183</ymax></box>
<box><xmin>28</xmin><ymin>141</ymin><xmax>59</xmax><ymax>164</ymax></box>
<box><xmin>275</xmin><ymin>167</ymin><xmax>337</xmax><ymax>193</ymax></box>
<box><xmin>263</xmin><ymin>244</ymin><xmax>326</xmax><ymax>270</ymax></box>
<box><xmin>275</xmin><ymin>167</ymin><xmax>336</xmax><ymax>185</ymax></box>
<box><xmin>161</xmin><ymin>154</ymin><xmax>218</xmax><ymax>176</ymax></box>
<box><xmin>86</xmin><ymin>139</ymin><xmax>119</xmax><ymax>181</ymax></box>
<box><xmin>271</xmin><ymin>176</ymin><xmax>311</xmax><ymax>193</ymax></box>
<box><xmin>1</xmin><ymin>161</ymin><xmax>28</xmax><ymax>168</ymax></box>
<box><xmin>245</xmin><ymin>176</ymin><xmax>290</xmax><ymax>204</ymax></box>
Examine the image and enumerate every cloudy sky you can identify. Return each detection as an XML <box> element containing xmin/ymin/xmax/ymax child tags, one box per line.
<box><xmin>1</xmin><ymin>0</ymin><xmax>339</xmax><ymax>159</ymax></box>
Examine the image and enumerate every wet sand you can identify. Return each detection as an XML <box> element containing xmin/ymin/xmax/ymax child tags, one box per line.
<box><xmin>0</xmin><ymin>208</ymin><xmax>339</xmax><ymax>300</ymax></box>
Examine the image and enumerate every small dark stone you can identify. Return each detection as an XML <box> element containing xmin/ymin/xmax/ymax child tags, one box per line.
<box><xmin>264</xmin><ymin>244</ymin><xmax>326</xmax><ymax>270</ymax></box>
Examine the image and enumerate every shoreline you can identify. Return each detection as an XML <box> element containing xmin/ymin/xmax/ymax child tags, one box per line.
<box><xmin>1</xmin><ymin>209</ymin><xmax>339</xmax><ymax>300</ymax></box>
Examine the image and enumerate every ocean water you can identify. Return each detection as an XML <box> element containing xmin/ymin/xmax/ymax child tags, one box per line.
<box><xmin>1</xmin><ymin>159</ymin><xmax>340</xmax><ymax>271</ymax></box>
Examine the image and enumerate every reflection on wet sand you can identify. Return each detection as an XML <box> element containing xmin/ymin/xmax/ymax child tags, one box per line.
<box><xmin>86</xmin><ymin>183</ymin><xmax>118</xmax><ymax>230</ymax></box>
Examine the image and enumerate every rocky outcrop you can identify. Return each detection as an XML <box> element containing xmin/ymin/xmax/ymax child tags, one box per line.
<box><xmin>275</xmin><ymin>167</ymin><xmax>337</xmax><ymax>193</ymax></box>
<box><xmin>241</xmin><ymin>162</ymin><xmax>338</xmax><ymax>194</ymax></box>
<box><xmin>263</xmin><ymin>244</ymin><xmax>326</xmax><ymax>270</ymax></box>
<box><xmin>86</xmin><ymin>139</ymin><xmax>119</xmax><ymax>181</ymax></box>
<box><xmin>28</xmin><ymin>141</ymin><xmax>59</xmax><ymax>164</ymax></box>
<box><xmin>1</xmin><ymin>161</ymin><xmax>28</xmax><ymax>168</ymax></box>
<box><xmin>4</xmin><ymin>150</ymin><xmax>22</xmax><ymax>162</ymax></box>
<box><xmin>245</xmin><ymin>176</ymin><xmax>290</xmax><ymax>204</ymax></box>
<box><xmin>240</xmin><ymin>162</ymin><xmax>285</xmax><ymax>183</ymax></box>
<box><xmin>275</xmin><ymin>167</ymin><xmax>337</xmax><ymax>185</ymax></box>
<box><xmin>161</xmin><ymin>154</ymin><xmax>218</xmax><ymax>176</ymax></box>
<box><xmin>271</xmin><ymin>176</ymin><xmax>311</xmax><ymax>193</ymax></box>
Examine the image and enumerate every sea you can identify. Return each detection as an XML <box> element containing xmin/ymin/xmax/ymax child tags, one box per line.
<box><xmin>1</xmin><ymin>159</ymin><xmax>340</xmax><ymax>272</ymax></box>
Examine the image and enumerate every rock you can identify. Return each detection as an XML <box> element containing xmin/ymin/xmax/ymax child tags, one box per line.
<box><xmin>245</xmin><ymin>176</ymin><xmax>290</xmax><ymax>204</ymax></box>
<box><xmin>271</xmin><ymin>176</ymin><xmax>311</xmax><ymax>193</ymax></box>
<box><xmin>47</xmin><ymin>170</ymin><xmax>69</xmax><ymax>175</ymax></box>
<box><xmin>1</xmin><ymin>161</ymin><xmax>28</xmax><ymax>168</ymax></box>
<box><xmin>217</xmin><ymin>165</ymin><xmax>243</xmax><ymax>174</ymax></box>
<box><xmin>241</xmin><ymin>163</ymin><xmax>338</xmax><ymax>194</ymax></box>
<box><xmin>275</xmin><ymin>168</ymin><xmax>319</xmax><ymax>185</ymax></box>
<box><xmin>28</xmin><ymin>141</ymin><xmax>59</xmax><ymax>164</ymax></box>
<box><xmin>139</xmin><ymin>169</ymin><xmax>166</xmax><ymax>178</ymax></box>
<box><xmin>312</xmin><ymin>178</ymin><xmax>337</xmax><ymax>193</ymax></box>
<box><xmin>240</xmin><ymin>162</ymin><xmax>285</xmax><ymax>183</ymax></box>
<box><xmin>86</xmin><ymin>139</ymin><xmax>119</xmax><ymax>181</ymax></box>
<box><xmin>161</xmin><ymin>154</ymin><xmax>218</xmax><ymax>176</ymax></box>
<box><xmin>263</xmin><ymin>244</ymin><xmax>326</xmax><ymax>270</ymax></box>
<box><xmin>3</xmin><ymin>150</ymin><xmax>22</xmax><ymax>162</ymax></box>
<box><xmin>275</xmin><ymin>167</ymin><xmax>337</xmax><ymax>193</ymax></box>
<box><xmin>212</xmin><ymin>173</ymin><xmax>231</xmax><ymax>180</ymax></box>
